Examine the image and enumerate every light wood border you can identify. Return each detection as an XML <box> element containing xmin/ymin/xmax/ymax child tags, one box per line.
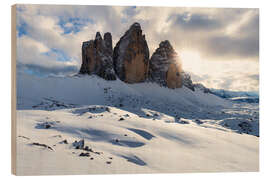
<box><xmin>11</xmin><ymin>4</ymin><xmax>17</xmax><ymax>175</ymax></box>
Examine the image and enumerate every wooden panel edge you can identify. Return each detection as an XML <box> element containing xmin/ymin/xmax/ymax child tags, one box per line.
<box><xmin>11</xmin><ymin>4</ymin><xmax>17</xmax><ymax>175</ymax></box>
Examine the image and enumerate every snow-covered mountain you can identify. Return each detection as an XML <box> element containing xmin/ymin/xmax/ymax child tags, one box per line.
<box><xmin>210</xmin><ymin>88</ymin><xmax>259</xmax><ymax>98</ymax></box>
<box><xmin>15</xmin><ymin>73</ymin><xmax>259</xmax><ymax>175</ymax></box>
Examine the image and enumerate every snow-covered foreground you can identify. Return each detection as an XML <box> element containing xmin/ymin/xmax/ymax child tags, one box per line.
<box><xmin>15</xmin><ymin>74</ymin><xmax>259</xmax><ymax>175</ymax></box>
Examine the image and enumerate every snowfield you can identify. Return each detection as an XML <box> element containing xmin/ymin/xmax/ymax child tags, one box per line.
<box><xmin>15</xmin><ymin>74</ymin><xmax>259</xmax><ymax>175</ymax></box>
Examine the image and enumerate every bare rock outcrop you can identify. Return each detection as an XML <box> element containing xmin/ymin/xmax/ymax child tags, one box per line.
<box><xmin>182</xmin><ymin>71</ymin><xmax>211</xmax><ymax>93</ymax></box>
<box><xmin>79</xmin><ymin>32</ymin><xmax>116</xmax><ymax>80</ymax></box>
<box><xmin>149</xmin><ymin>40</ymin><xmax>183</xmax><ymax>89</ymax></box>
<box><xmin>181</xmin><ymin>72</ymin><xmax>195</xmax><ymax>91</ymax></box>
<box><xmin>113</xmin><ymin>22</ymin><xmax>149</xmax><ymax>83</ymax></box>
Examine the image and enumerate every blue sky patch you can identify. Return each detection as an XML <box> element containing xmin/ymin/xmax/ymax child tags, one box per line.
<box><xmin>58</xmin><ymin>17</ymin><xmax>94</xmax><ymax>34</ymax></box>
<box><xmin>42</xmin><ymin>48</ymin><xmax>71</xmax><ymax>62</ymax></box>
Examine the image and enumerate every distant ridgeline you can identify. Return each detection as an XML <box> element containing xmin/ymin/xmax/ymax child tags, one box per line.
<box><xmin>79</xmin><ymin>22</ymin><xmax>205</xmax><ymax>90</ymax></box>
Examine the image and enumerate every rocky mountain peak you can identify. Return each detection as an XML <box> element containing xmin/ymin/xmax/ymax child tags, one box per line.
<box><xmin>79</xmin><ymin>23</ymin><xmax>186</xmax><ymax>89</ymax></box>
<box><xmin>149</xmin><ymin>40</ymin><xmax>182</xmax><ymax>89</ymax></box>
<box><xmin>95</xmin><ymin>32</ymin><xmax>102</xmax><ymax>40</ymax></box>
<box><xmin>130</xmin><ymin>22</ymin><xmax>141</xmax><ymax>29</ymax></box>
<box><xmin>113</xmin><ymin>22</ymin><xmax>149</xmax><ymax>83</ymax></box>
<box><xmin>79</xmin><ymin>32</ymin><xmax>116</xmax><ymax>80</ymax></box>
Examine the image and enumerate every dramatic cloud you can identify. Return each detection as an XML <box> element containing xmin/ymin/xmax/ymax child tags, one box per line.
<box><xmin>16</xmin><ymin>5</ymin><xmax>259</xmax><ymax>92</ymax></box>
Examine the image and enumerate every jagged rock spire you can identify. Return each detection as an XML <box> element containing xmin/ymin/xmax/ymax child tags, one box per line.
<box><xmin>149</xmin><ymin>40</ymin><xmax>183</xmax><ymax>89</ymax></box>
<box><xmin>113</xmin><ymin>22</ymin><xmax>149</xmax><ymax>83</ymax></box>
<box><xmin>79</xmin><ymin>32</ymin><xmax>116</xmax><ymax>80</ymax></box>
<box><xmin>104</xmin><ymin>32</ymin><xmax>113</xmax><ymax>55</ymax></box>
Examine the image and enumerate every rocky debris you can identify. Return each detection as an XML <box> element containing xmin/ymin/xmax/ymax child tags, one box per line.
<box><xmin>177</xmin><ymin>119</ymin><xmax>190</xmax><ymax>124</ymax></box>
<box><xmin>113</xmin><ymin>22</ymin><xmax>149</xmax><ymax>83</ymax></box>
<box><xmin>149</xmin><ymin>40</ymin><xmax>182</xmax><ymax>89</ymax></box>
<box><xmin>124</xmin><ymin>114</ymin><xmax>130</xmax><ymax>117</ymax></box>
<box><xmin>195</xmin><ymin>119</ymin><xmax>203</xmax><ymax>125</ymax></box>
<box><xmin>52</xmin><ymin>135</ymin><xmax>62</xmax><ymax>138</ymax></box>
<box><xmin>194</xmin><ymin>83</ymin><xmax>211</xmax><ymax>93</ymax></box>
<box><xmin>45</xmin><ymin>124</ymin><xmax>51</xmax><ymax>129</ymax></box>
<box><xmin>79</xmin><ymin>152</ymin><xmax>90</xmax><ymax>157</ymax></box>
<box><xmin>73</xmin><ymin>139</ymin><xmax>85</xmax><ymax>149</ymax></box>
<box><xmin>79</xmin><ymin>32</ymin><xmax>116</xmax><ymax>80</ymax></box>
<box><xmin>238</xmin><ymin>121</ymin><xmax>252</xmax><ymax>134</ymax></box>
<box><xmin>84</xmin><ymin>146</ymin><xmax>89</xmax><ymax>151</ymax></box>
<box><xmin>180</xmin><ymin>120</ymin><xmax>189</xmax><ymax>124</ymax></box>
<box><xmin>95</xmin><ymin>151</ymin><xmax>102</xmax><ymax>155</ymax></box>
<box><xmin>32</xmin><ymin>142</ymin><xmax>54</xmax><ymax>151</ymax></box>
<box><xmin>18</xmin><ymin>135</ymin><xmax>30</xmax><ymax>140</ymax></box>
<box><xmin>181</xmin><ymin>72</ymin><xmax>195</xmax><ymax>91</ymax></box>
<box><xmin>119</xmin><ymin>117</ymin><xmax>125</xmax><ymax>121</ymax></box>
<box><xmin>35</xmin><ymin>121</ymin><xmax>58</xmax><ymax>129</ymax></box>
<box><xmin>32</xmin><ymin>98</ymin><xmax>75</xmax><ymax>110</ymax></box>
<box><xmin>59</xmin><ymin>139</ymin><xmax>68</xmax><ymax>144</ymax></box>
<box><xmin>182</xmin><ymin>71</ymin><xmax>211</xmax><ymax>93</ymax></box>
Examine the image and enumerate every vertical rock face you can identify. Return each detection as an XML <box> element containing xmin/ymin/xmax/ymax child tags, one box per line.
<box><xmin>79</xmin><ymin>32</ymin><xmax>116</xmax><ymax>80</ymax></box>
<box><xmin>113</xmin><ymin>22</ymin><xmax>149</xmax><ymax>83</ymax></box>
<box><xmin>149</xmin><ymin>40</ymin><xmax>183</xmax><ymax>89</ymax></box>
<box><xmin>181</xmin><ymin>72</ymin><xmax>195</xmax><ymax>91</ymax></box>
<box><xmin>104</xmin><ymin>32</ymin><xmax>113</xmax><ymax>55</ymax></box>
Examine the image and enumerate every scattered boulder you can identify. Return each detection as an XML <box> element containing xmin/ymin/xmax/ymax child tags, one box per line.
<box><xmin>35</xmin><ymin>121</ymin><xmax>56</xmax><ymax>129</ymax></box>
<box><xmin>238</xmin><ymin>121</ymin><xmax>252</xmax><ymax>134</ymax></box>
<box><xmin>113</xmin><ymin>22</ymin><xmax>150</xmax><ymax>83</ymax></box>
<box><xmin>59</xmin><ymin>139</ymin><xmax>68</xmax><ymax>144</ymax></box>
<box><xmin>84</xmin><ymin>146</ymin><xmax>89</xmax><ymax>151</ymax></box>
<box><xmin>119</xmin><ymin>117</ymin><xmax>125</xmax><ymax>121</ymax></box>
<box><xmin>79</xmin><ymin>32</ymin><xmax>116</xmax><ymax>80</ymax></box>
<box><xmin>179</xmin><ymin>120</ymin><xmax>189</xmax><ymax>124</ymax></box>
<box><xmin>79</xmin><ymin>152</ymin><xmax>90</xmax><ymax>157</ymax></box>
<box><xmin>73</xmin><ymin>139</ymin><xmax>85</xmax><ymax>149</ymax></box>
<box><xmin>32</xmin><ymin>142</ymin><xmax>54</xmax><ymax>151</ymax></box>
<box><xmin>149</xmin><ymin>40</ymin><xmax>182</xmax><ymax>89</ymax></box>
<box><xmin>105</xmin><ymin>107</ymin><xmax>110</xmax><ymax>112</ymax></box>
<box><xmin>195</xmin><ymin>119</ymin><xmax>203</xmax><ymax>124</ymax></box>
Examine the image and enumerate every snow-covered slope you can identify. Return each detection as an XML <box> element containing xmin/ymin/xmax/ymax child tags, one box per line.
<box><xmin>15</xmin><ymin>74</ymin><xmax>259</xmax><ymax>175</ymax></box>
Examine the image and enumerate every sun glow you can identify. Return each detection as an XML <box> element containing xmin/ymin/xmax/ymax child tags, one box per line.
<box><xmin>179</xmin><ymin>50</ymin><xmax>205</xmax><ymax>74</ymax></box>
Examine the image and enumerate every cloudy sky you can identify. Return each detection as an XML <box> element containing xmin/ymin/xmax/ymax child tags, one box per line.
<box><xmin>16</xmin><ymin>4</ymin><xmax>259</xmax><ymax>92</ymax></box>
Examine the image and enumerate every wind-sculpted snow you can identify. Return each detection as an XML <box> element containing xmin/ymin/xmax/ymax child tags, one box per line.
<box><xmin>16</xmin><ymin>74</ymin><xmax>259</xmax><ymax>175</ymax></box>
